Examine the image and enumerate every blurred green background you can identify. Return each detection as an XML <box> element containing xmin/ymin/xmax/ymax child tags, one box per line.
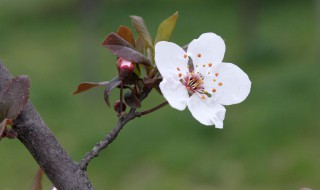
<box><xmin>0</xmin><ymin>0</ymin><xmax>319</xmax><ymax>189</ymax></box>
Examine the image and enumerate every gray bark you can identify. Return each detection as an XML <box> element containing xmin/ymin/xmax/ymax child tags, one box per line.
<box><xmin>0</xmin><ymin>62</ymin><xmax>94</xmax><ymax>190</ymax></box>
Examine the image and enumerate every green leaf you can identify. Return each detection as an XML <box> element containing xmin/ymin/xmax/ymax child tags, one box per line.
<box><xmin>155</xmin><ymin>11</ymin><xmax>179</xmax><ymax>44</ymax></box>
<box><xmin>116</xmin><ymin>25</ymin><xmax>135</xmax><ymax>47</ymax></box>
<box><xmin>130</xmin><ymin>15</ymin><xmax>153</xmax><ymax>48</ymax></box>
<box><xmin>102</xmin><ymin>33</ymin><xmax>151</xmax><ymax>66</ymax></box>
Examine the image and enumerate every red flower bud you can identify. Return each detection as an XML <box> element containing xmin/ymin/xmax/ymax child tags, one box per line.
<box><xmin>117</xmin><ymin>58</ymin><xmax>134</xmax><ymax>79</ymax></box>
<box><xmin>114</xmin><ymin>100</ymin><xmax>126</xmax><ymax>113</ymax></box>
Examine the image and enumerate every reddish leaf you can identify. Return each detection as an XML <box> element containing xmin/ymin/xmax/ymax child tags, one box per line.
<box><xmin>102</xmin><ymin>33</ymin><xmax>151</xmax><ymax>66</ymax></box>
<box><xmin>0</xmin><ymin>118</ymin><xmax>12</xmax><ymax>140</ymax></box>
<box><xmin>130</xmin><ymin>15</ymin><xmax>153</xmax><ymax>47</ymax></box>
<box><xmin>135</xmin><ymin>36</ymin><xmax>146</xmax><ymax>54</ymax></box>
<box><xmin>116</xmin><ymin>25</ymin><xmax>135</xmax><ymax>47</ymax></box>
<box><xmin>104</xmin><ymin>76</ymin><xmax>121</xmax><ymax>107</ymax></box>
<box><xmin>31</xmin><ymin>168</ymin><xmax>44</xmax><ymax>190</ymax></box>
<box><xmin>0</xmin><ymin>75</ymin><xmax>30</xmax><ymax>120</ymax></box>
<box><xmin>73</xmin><ymin>81</ymin><xmax>109</xmax><ymax>95</ymax></box>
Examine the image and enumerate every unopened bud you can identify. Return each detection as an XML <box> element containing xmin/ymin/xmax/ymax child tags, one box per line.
<box><xmin>114</xmin><ymin>100</ymin><xmax>126</xmax><ymax>113</ymax></box>
<box><xmin>117</xmin><ymin>58</ymin><xmax>134</xmax><ymax>79</ymax></box>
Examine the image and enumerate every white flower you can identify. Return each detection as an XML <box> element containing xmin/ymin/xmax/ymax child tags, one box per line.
<box><xmin>155</xmin><ymin>33</ymin><xmax>251</xmax><ymax>128</ymax></box>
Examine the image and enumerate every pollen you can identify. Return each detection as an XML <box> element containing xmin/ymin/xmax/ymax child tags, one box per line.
<box><xmin>177</xmin><ymin>67</ymin><xmax>180</xmax><ymax>71</ymax></box>
<box><xmin>212</xmin><ymin>88</ymin><xmax>216</xmax><ymax>93</ymax></box>
<box><xmin>213</xmin><ymin>79</ymin><xmax>216</xmax><ymax>82</ymax></box>
<box><xmin>178</xmin><ymin>73</ymin><xmax>182</xmax><ymax>78</ymax></box>
<box><xmin>218</xmin><ymin>82</ymin><xmax>223</xmax><ymax>86</ymax></box>
<box><xmin>197</xmin><ymin>53</ymin><xmax>202</xmax><ymax>58</ymax></box>
<box><xmin>187</xmin><ymin>65</ymin><xmax>190</xmax><ymax>68</ymax></box>
<box><xmin>208</xmin><ymin>72</ymin><xmax>210</xmax><ymax>74</ymax></box>
<box><xmin>202</xmin><ymin>64</ymin><xmax>206</xmax><ymax>67</ymax></box>
<box><xmin>208</xmin><ymin>63</ymin><xmax>213</xmax><ymax>67</ymax></box>
<box><xmin>215</xmin><ymin>73</ymin><xmax>219</xmax><ymax>77</ymax></box>
<box><xmin>201</xmin><ymin>95</ymin><xmax>206</xmax><ymax>99</ymax></box>
<box><xmin>184</xmin><ymin>54</ymin><xmax>188</xmax><ymax>58</ymax></box>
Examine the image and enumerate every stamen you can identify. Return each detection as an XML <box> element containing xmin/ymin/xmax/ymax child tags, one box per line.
<box><xmin>218</xmin><ymin>82</ymin><xmax>223</xmax><ymax>86</ymax></box>
<box><xmin>212</xmin><ymin>88</ymin><xmax>216</xmax><ymax>93</ymax></box>
<box><xmin>215</xmin><ymin>73</ymin><xmax>219</xmax><ymax>77</ymax></box>
<box><xmin>208</xmin><ymin>63</ymin><xmax>212</xmax><ymax>67</ymax></box>
<box><xmin>202</xmin><ymin>64</ymin><xmax>206</xmax><ymax>67</ymax></box>
<box><xmin>178</xmin><ymin>73</ymin><xmax>182</xmax><ymax>78</ymax></box>
<box><xmin>197</xmin><ymin>53</ymin><xmax>202</xmax><ymax>58</ymax></box>
<box><xmin>177</xmin><ymin>67</ymin><xmax>180</xmax><ymax>71</ymax></box>
<box><xmin>184</xmin><ymin>54</ymin><xmax>188</xmax><ymax>58</ymax></box>
<box><xmin>201</xmin><ymin>95</ymin><xmax>206</xmax><ymax>99</ymax></box>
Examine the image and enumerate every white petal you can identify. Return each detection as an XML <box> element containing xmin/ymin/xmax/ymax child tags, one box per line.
<box><xmin>187</xmin><ymin>95</ymin><xmax>226</xmax><ymax>128</ymax></box>
<box><xmin>187</xmin><ymin>33</ymin><xmax>225</xmax><ymax>69</ymax></box>
<box><xmin>159</xmin><ymin>77</ymin><xmax>188</xmax><ymax>111</ymax></box>
<box><xmin>155</xmin><ymin>41</ymin><xmax>188</xmax><ymax>79</ymax></box>
<box><xmin>212</xmin><ymin>62</ymin><xmax>251</xmax><ymax>105</ymax></box>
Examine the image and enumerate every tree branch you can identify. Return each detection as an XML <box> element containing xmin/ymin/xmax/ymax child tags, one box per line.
<box><xmin>80</xmin><ymin>86</ymin><xmax>154</xmax><ymax>170</ymax></box>
<box><xmin>79</xmin><ymin>108</ymin><xmax>136</xmax><ymax>170</ymax></box>
<box><xmin>0</xmin><ymin>63</ymin><xmax>94</xmax><ymax>190</ymax></box>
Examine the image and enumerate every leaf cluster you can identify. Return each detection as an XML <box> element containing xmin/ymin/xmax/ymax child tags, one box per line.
<box><xmin>73</xmin><ymin>11</ymin><xmax>179</xmax><ymax>115</ymax></box>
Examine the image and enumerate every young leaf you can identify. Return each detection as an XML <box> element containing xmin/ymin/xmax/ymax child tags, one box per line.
<box><xmin>0</xmin><ymin>118</ymin><xmax>12</xmax><ymax>140</ymax></box>
<box><xmin>130</xmin><ymin>15</ymin><xmax>153</xmax><ymax>47</ymax></box>
<box><xmin>73</xmin><ymin>81</ymin><xmax>109</xmax><ymax>95</ymax></box>
<box><xmin>0</xmin><ymin>75</ymin><xmax>30</xmax><ymax>121</ymax></box>
<box><xmin>104</xmin><ymin>76</ymin><xmax>121</xmax><ymax>107</ymax></box>
<box><xmin>124</xmin><ymin>91</ymin><xmax>141</xmax><ymax>108</ymax></box>
<box><xmin>155</xmin><ymin>11</ymin><xmax>179</xmax><ymax>44</ymax></box>
<box><xmin>116</xmin><ymin>25</ymin><xmax>135</xmax><ymax>47</ymax></box>
<box><xmin>135</xmin><ymin>36</ymin><xmax>146</xmax><ymax>54</ymax></box>
<box><xmin>102</xmin><ymin>33</ymin><xmax>151</xmax><ymax>66</ymax></box>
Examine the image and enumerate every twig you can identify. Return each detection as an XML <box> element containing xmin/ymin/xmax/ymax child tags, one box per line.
<box><xmin>136</xmin><ymin>101</ymin><xmax>168</xmax><ymax>117</ymax></box>
<box><xmin>79</xmin><ymin>86</ymin><xmax>155</xmax><ymax>170</ymax></box>
<box><xmin>79</xmin><ymin>108</ymin><xmax>136</xmax><ymax>170</ymax></box>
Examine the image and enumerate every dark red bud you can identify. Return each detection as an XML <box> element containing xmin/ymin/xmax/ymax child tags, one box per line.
<box><xmin>117</xmin><ymin>58</ymin><xmax>134</xmax><ymax>79</ymax></box>
<box><xmin>114</xmin><ymin>100</ymin><xmax>126</xmax><ymax>113</ymax></box>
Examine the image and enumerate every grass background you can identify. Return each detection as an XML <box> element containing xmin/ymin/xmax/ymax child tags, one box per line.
<box><xmin>0</xmin><ymin>0</ymin><xmax>319</xmax><ymax>189</ymax></box>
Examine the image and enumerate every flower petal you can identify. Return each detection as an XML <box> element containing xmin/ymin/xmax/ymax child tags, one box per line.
<box><xmin>187</xmin><ymin>33</ymin><xmax>225</xmax><ymax>69</ymax></box>
<box><xmin>210</xmin><ymin>62</ymin><xmax>251</xmax><ymax>105</ymax></box>
<box><xmin>160</xmin><ymin>77</ymin><xmax>188</xmax><ymax>111</ymax></box>
<box><xmin>155</xmin><ymin>41</ymin><xmax>188</xmax><ymax>79</ymax></box>
<box><xmin>187</xmin><ymin>95</ymin><xmax>226</xmax><ymax>128</ymax></box>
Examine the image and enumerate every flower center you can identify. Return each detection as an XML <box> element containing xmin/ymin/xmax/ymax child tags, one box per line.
<box><xmin>180</xmin><ymin>72</ymin><xmax>211</xmax><ymax>98</ymax></box>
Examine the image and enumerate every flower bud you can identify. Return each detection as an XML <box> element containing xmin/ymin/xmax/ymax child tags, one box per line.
<box><xmin>117</xmin><ymin>58</ymin><xmax>134</xmax><ymax>79</ymax></box>
<box><xmin>114</xmin><ymin>100</ymin><xmax>126</xmax><ymax>113</ymax></box>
